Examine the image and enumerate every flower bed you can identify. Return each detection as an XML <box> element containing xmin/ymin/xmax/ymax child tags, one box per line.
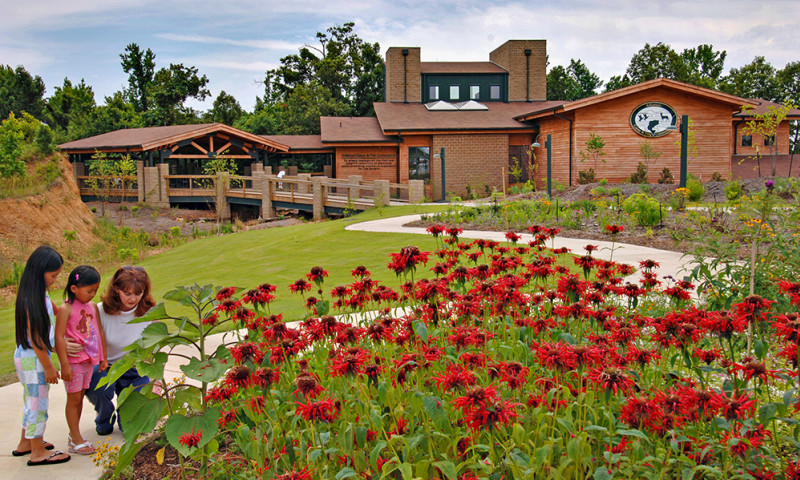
<box><xmin>104</xmin><ymin>227</ymin><xmax>800</xmax><ymax>480</ymax></box>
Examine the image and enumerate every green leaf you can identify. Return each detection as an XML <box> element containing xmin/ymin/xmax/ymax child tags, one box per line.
<box><xmin>399</xmin><ymin>462</ymin><xmax>413</xmax><ymax>480</ymax></box>
<box><xmin>180</xmin><ymin>355</ymin><xmax>229</xmax><ymax>383</ymax></box>
<box><xmin>370</xmin><ymin>440</ymin><xmax>387</xmax><ymax>469</ymax></box>
<box><xmin>413</xmin><ymin>320</ymin><xmax>429</xmax><ymax>344</ymax></box>
<box><xmin>423</xmin><ymin>396</ymin><xmax>449</xmax><ymax>431</ymax></box>
<box><xmin>119</xmin><ymin>390</ymin><xmax>165</xmax><ymax>445</ymax></box>
<box><xmin>96</xmin><ymin>353</ymin><xmax>137</xmax><ymax>388</ymax></box>
<box><xmin>355</xmin><ymin>426</ymin><xmax>368</xmax><ymax>448</ymax></box>
<box><xmin>316</xmin><ymin>300</ymin><xmax>330</xmax><ymax>316</ymax></box>
<box><xmin>136</xmin><ymin>351</ymin><xmax>168</xmax><ymax>380</ymax></box>
<box><xmin>534</xmin><ymin>444</ymin><xmax>551</xmax><ymax>467</ymax></box>
<box><xmin>433</xmin><ymin>460</ymin><xmax>457</xmax><ymax>480</ymax></box>
<box><xmin>585</xmin><ymin>425</ymin><xmax>609</xmax><ymax>434</ymax></box>
<box><xmin>127</xmin><ymin>302</ymin><xmax>169</xmax><ymax>323</ymax></box>
<box><xmin>512</xmin><ymin>422</ymin><xmax>526</xmax><ymax>445</ymax></box>
<box><xmin>164</xmin><ymin>407</ymin><xmax>220</xmax><ymax>456</ymax></box>
<box><xmin>138</xmin><ymin>321</ymin><xmax>172</xmax><ymax>348</ymax></box>
<box><xmin>335</xmin><ymin>467</ymin><xmax>357</xmax><ymax>480</ymax></box>
<box><xmin>754</xmin><ymin>339</ymin><xmax>766</xmax><ymax>359</ymax></box>
<box><xmin>509</xmin><ymin>448</ymin><xmax>530</xmax><ymax>467</ymax></box>
<box><xmin>594</xmin><ymin>466</ymin><xmax>614</xmax><ymax>480</ymax></box>
<box><xmin>759</xmin><ymin>403</ymin><xmax>778</xmax><ymax>426</ymax></box>
<box><xmin>617</xmin><ymin>428</ymin><xmax>650</xmax><ymax>443</ymax></box>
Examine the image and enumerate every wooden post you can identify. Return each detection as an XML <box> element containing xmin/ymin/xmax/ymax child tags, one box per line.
<box><xmin>312</xmin><ymin>177</ymin><xmax>325</xmax><ymax>220</ymax></box>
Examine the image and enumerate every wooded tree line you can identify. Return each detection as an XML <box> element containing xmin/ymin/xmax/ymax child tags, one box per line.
<box><xmin>0</xmin><ymin>29</ymin><xmax>797</xmax><ymax>147</ymax></box>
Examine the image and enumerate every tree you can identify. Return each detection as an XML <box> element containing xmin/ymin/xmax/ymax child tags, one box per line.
<box><xmin>276</xmin><ymin>82</ymin><xmax>350</xmax><ymax>135</ymax></box>
<box><xmin>207</xmin><ymin>90</ymin><xmax>244</xmax><ymax>126</ymax></box>
<box><xmin>120</xmin><ymin>43</ymin><xmax>156</xmax><ymax>112</ymax></box>
<box><xmin>719</xmin><ymin>56</ymin><xmax>780</xmax><ymax>101</ymax></box>
<box><xmin>778</xmin><ymin>61</ymin><xmax>800</xmax><ymax>172</ymax></box>
<box><xmin>547</xmin><ymin>59</ymin><xmax>603</xmax><ymax>101</ymax></box>
<box><xmin>87</xmin><ymin>91</ymin><xmax>144</xmax><ymax>137</ymax></box>
<box><xmin>264</xmin><ymin>22</ymin><xmax>384</xmax><ymax>118</ymax></box>
<box><xmin>147</xmin><ymin>63</ymin><xmax>210</xmax><ymax>126</ymax></box>
<box><xmin>0</xmin><ymin>65</ymin><xmax>46</xmax><ymax>119</ymax></box>
<box><xmin>0</xmin><ymin>113</ymin><xmax>26</xmax><ymax>178</ymax></box>
<box><xmin>605</xmin><ymin>43</ymin><xmax>727</xmax><ymax>92</ymax></box>
<box><xmin>87</xmin><ymin>151</ymin><xmax>137</xmax><ymax>216</ymax></box>
<box><xmin>45</xmin><ymin>78</ymin><xmax>96</xmax><ymax>141</ymax></box>
<box><xmin>578</xmin><ymin>132</ymin><xmax>606</xmax><ymax>183</ymax></box>
<box><xmin>742</xmin><ymin>103</ymin><xmax>793</xmax><ymax>177</ymax></box>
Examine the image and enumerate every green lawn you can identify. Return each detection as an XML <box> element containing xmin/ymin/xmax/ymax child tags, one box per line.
<box><xmin>0</xmin><ymin>204</ymin><xmax>447</xmax><ymax>377</ymax></box>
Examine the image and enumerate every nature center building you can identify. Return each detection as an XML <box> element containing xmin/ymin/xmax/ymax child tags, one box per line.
<box><xmin>61</xmin><ymin>39</ymin><xmax>799</xmax><ymax>204</ymax></box>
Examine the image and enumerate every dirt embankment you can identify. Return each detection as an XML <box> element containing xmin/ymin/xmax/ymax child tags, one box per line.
<box><xmin>0</xmin><ymin>155</ymin><xmax>99</xmax><ymax>279</ymax></box>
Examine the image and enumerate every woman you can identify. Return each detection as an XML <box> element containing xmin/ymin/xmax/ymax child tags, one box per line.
<box><xmin>66</xmin><ymin>266</ymin><xmax>155</xmax><ymax>435</ymax></box>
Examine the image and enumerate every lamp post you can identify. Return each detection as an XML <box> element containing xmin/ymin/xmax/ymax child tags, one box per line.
<box><xmin>679</xmin><ymin>114</ymin><xmax>688</xmax><ymax>188</ymax></box>
<box><xmin>532</xmin><ymin>134</ymin><xmax>553</xmax><ymax>198</ymax></box>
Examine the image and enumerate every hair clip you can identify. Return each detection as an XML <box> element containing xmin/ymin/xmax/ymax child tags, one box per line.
<box><xmin>75</xmin><ymin>273</ymin><xmax>79</xmax><ymax>281</ymax></box>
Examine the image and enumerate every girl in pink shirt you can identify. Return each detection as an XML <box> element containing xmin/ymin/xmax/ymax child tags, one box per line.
<box><xmin>54</xmin><ymin>266</ymin><xmax>108</xmax><ymax>456</ymax></box>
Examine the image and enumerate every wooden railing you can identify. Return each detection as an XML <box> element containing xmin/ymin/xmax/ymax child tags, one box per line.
<box><xmin>76</xmin><ymin>175</ymin><xmax>138</xmax><ymax>198</ymax></box>
<box><xmin>165</xmin><ymin>175</ymin><xmax>213</xmax><ymax>197</ymax></box>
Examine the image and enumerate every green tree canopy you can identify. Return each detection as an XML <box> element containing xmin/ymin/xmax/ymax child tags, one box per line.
<box><xmin>547</xmin><ymin>59</ymin><xmax>602</xmax><ymax>100</ymax></box>
<box><xmin>45</xmin><ymin>78</ymin><xmax>96</xmax><ymax>141</ymax></box>
<box><xmin>120</xmin><ymin>43</ymin><xmax>156</xmax><ymax>112</ymax></box>
<box><xmin>87</xmin><ymin>92</ymin><xmax>144</xmax><ymax>137</ymax></box>
<box><xmin>719</xmin><ymin>56</ymin><xmax>780</xmax><ymax>101</ymax></box>
<box><xmin>605</xmin><ymin>43</ymin><xmax>727</xmax><ymax>92</ymax></box>
<box><xmin>0</xmin><ymin>65</ymin><xmax>46</xmax><ymax>119</ymax></box>
<box><xmin>264</xmin><ymin>22</ymin><xmax>384</xmax><ymax>123</ymax></box>
<box><xmin>206</xmin><ymin>90</ymin><xmax>244</xmax><ymax>126</ymax></box>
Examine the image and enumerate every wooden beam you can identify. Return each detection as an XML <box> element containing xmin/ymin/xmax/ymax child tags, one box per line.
<box><xmin>191</xmin><ymin>141</ymin><xmax>208</xmax><ymax>154</ymax></box>
<box><xmin>216</xmin><ymin>142</ymin><xmax>232</xmax><ymax>154</ymax></box>
<box><xmin>209</xmin><ymin>136</ymin><xmax>214</xmax><ymax>153</ymax></box>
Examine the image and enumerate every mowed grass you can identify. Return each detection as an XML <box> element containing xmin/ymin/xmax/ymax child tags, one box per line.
<box><xmin>0</xmin><ymin>204</ymin><xmax>448</xmax><ymax>378</ymax></box>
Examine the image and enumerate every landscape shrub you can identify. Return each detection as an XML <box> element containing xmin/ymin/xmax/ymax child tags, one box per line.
<box><xmin>628</xmin><ymin>162</ymin><xmax>649</xmax><ymax>184</ymax></box>
<box><xmin>621</xmin><ymin>192</ymin><xmax>661</xmax><ymax>226</ymax></box>
<box><xmin>578</xmin><ymin>168</ymin><xmax>596</xmax><ymax>184</ymax></box>
<box><xmin>723</xmin><ymin>179</ymin><xmax>743</xmax><ymax>201</ymax></box>
<box><xmin>657</xmin><ymin>167</ymin><xmax>674</xmax><ymax>184</ymax></box>
<box><xmin>685</xmin><ymin>174</ymin><xmax>705</xmax><ymax>201</ymax></box>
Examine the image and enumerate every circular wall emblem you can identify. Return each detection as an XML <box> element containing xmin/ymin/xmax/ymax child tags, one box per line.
<box><xmin>630</xmin><ymin>102</ymin><xmax>677</xmax><ymax>138</ymax></box>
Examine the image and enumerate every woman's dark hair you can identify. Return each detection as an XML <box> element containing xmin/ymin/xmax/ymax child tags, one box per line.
<box><xmin>63</xmin><ymin>265</ymin><xmax>101</xmax><ymax>303</ymax></box>
<box><xmin>15</xmin><ymin>246</ymin><xmax>63</xmax><ymax>351</ymax></box>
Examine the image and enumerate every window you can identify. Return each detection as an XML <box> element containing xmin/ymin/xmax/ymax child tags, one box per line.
<box><xmin>490</xmin><ymin>85</ymin><xmax>501</xmax><ymax>100</ymax></box>
<box><xmin>429</xmin><ymin>85</ymin><xmax>439</xmax><ymax>100</ymax></box>
<box><xmin>741</xmin><ymin>135</ymin><xmax>752</xmax><ymax>147</ymax></box>
<box><xmin>449</xmin><ymin>85</ymin><xmax>460</xmax><ymax>100</ymax></box>
<box><xmin>409</xmin><ymin>147</ymin><xmax>431</xmax><ymax>183</ymax></box>
<box><xmin>764</xmin><ymin>135</ymin><xmax>775</xmax><ymax>146</ymax></box>
<box><xmin>470</xmin><ymin>85</ymin><xmax>480</xmax><ymax>100</ymax></box>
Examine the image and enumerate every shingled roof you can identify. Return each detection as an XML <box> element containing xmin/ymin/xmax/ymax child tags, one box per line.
<box><xmin>59</xmin><ymin>123</ymin><xmax>289</xmax><ymax>152</ymax></box>
<box><xmin>320</xmin><ymin>117</ymin><xmax>396</xmax><ymax>143</ymax></box>
<box><xmin>420</xmin><ymin>62</ymin><xmax>507</xmax><ymax>74</ymax></box>
<box><xmin>373</xmin><ymin>101</ymin><xmax>557</xmax><ymax>133</ymax></box>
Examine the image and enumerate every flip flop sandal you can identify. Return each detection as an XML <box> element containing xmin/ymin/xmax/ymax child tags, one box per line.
<box><xmin>27</xmin><ymin>451</ymin><xmax>71</xmax><ymax>466</ymax></box>
<box><xmin>11</xmin><ymin>442</ymin><xmax>55</xmax><ymax>456</ymax></box>
<box><xmin>68</xmin><ymin>436</ymin><xmax>96</xmax><ymax>455</ymax></box>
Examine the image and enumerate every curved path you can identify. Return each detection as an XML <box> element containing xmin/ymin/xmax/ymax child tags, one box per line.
<box><xmin>346</xmin><ymin>213</ymin><xmax>697</xmax><ymax>283</ymax></box>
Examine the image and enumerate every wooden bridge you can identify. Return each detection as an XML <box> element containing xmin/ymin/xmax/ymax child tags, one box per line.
<box><xmin>77</xmin><ymin>173</ymin><xmax>425</xmax><ymax>220</ymax></box>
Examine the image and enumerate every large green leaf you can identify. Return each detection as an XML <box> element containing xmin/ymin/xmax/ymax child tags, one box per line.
<box><xmin>119</xmin><ymin>390</ymin><xmax>165</xmax><ymax>444</ymax></box>
<box><xmin>127</xmin><ymin>302</ymin><xmax>169</xmax><ymax>323</ymax></box>
<box><xmin>139</xmin><ymin>321</ymin><xmax>172</xmax><ymax>348</ymax></box>
<box><xmin>135</xmin><ymin>351</ymin><xmax>168</xmax><ymax>380</ymax></box>
<box><xmin>165</xmin><ymin>407</ymin><xmax>220</xmax><ymax>456</ymax></box>
<box><xmin>423</xmin><ymin>396</ymin><xmax>449</xmax><ymax>431</ymax></box>
<box><xmin>180</xmin><ymin>355</ymin><xmax>229</xmax><ymax>383</ymax></box>
<box><xmin>96</xmin><ymin>353</ymin><xmax>137</xmax><ymax>388</ymax></box>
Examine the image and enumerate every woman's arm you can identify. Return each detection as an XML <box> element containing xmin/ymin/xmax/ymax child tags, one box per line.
<box><xmin>54</xmin><ymin>303</ymin><xmax>73</xmax><ymax>382</ymax></box>
<box><xmin>94</xmin><ymin>303</ymin><xmax>109</xmax><ymax>372</ymax></box>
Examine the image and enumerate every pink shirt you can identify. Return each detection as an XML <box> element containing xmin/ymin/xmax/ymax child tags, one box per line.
<box><xmin>65</xmin><ymin>299</ymin><xmax>103</xmax><ymax>365</ymax></box>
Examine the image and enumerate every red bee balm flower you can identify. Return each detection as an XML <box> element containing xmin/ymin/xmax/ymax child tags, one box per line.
<box><xmin>178</xmin><ymin>429</ymin><xmax>203</xmax><ymax>448</ymax></box>
<box><xmin>605</xmin><ymin>224</ymin><xmax>624</xmax><ymax>234</ymax></box>
<box><xmin>295</xmin><ymin>397</ymin><xmax>340</xmax><ymax>423</ymax></box>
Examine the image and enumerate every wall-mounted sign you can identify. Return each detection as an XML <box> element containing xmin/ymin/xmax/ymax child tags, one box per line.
<box><xmin>630</xmin><ymin>102</ymin><xmax>677</xmax><ymax>138</ymax></box>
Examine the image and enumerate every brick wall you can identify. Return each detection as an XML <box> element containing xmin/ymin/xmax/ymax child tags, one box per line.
<box><xmin>385</xmin><ymin>47</ymin><xmax>421</xmax><ymax>103</ymax></box>
<box><xmin>431</xmin><ymin>134</ymin><xmax>509</xmax><ymax>200</ymax></box>
<box><xmin>490</xmin><ymin>40</ymin><xmax>547</xmax><ymax>101</ymax></box>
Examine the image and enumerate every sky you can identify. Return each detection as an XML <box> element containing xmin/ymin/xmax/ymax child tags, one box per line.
<box><xmin>2</xmin><ymin>0</ymin><xmax>799</xmax><ymax>112</ymax></box>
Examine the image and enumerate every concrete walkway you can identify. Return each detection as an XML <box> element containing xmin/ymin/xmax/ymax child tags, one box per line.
<box><xmin>346</xmin><ymin>213</ymin><xmax>697</xmax><ymax>283</ymax></box>
<box><xmin>0</xmin><ymin>213</ymin><xmax>699</xmax><ymax>478</ymax></box>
